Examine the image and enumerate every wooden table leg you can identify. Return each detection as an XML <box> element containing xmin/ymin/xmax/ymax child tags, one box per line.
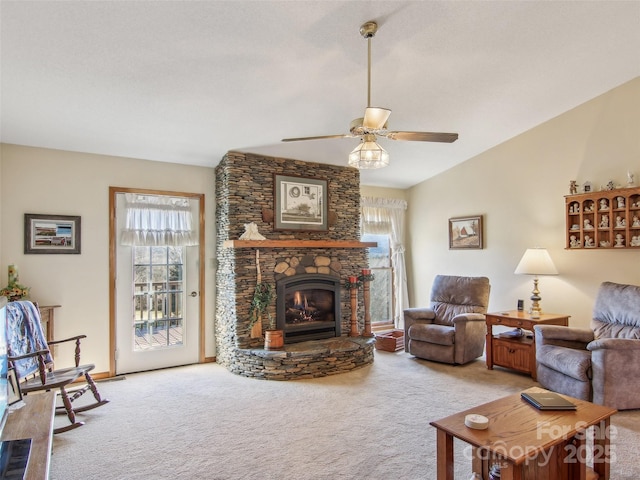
<box><xmin>592</xmin><ymin>419</ymin><xmax>611</xmax><ymax>480</ymax></box>
<box><xmin>486</xmin><ymin>323</ymin><xmax>493</xmax><ymax>370</ymax></box>
<box><xmin>498</xmin><ymin>461</ymin><xmax>522</xmax><ymax>480</ymax></box>
<box><xmin>568</xmin><ymin>436</ymin><xmax>587</xmax><ymax>479</ymax></box>
<box><xmin>529</xmin><ymin>336</ymin><xmax>537</xmax><ymax>380</ymax></box>
<box><xmin>471</xmin><ymin>447</ymin><xmax>483</xmax><ymax>476</ymax></box>
<box><xmin>436</xmin><ymin>429</ymin><xmax>454</xmax><ymax>480</ymax></box>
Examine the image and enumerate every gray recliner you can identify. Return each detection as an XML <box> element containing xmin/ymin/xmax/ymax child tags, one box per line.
<box><xmin>535</xmin><ymin>281</ymin><xmax>640</xmax><ymax>410</ymax></box>
<box><xmin>403</xmin><ymin>275</ymin><xmax>491</xmax><ymax>365</ymax></box>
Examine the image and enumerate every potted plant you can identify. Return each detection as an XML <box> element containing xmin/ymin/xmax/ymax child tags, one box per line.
<box><xmin>248</xmin><ymin>282</ymin><xmax>283</xmax><ymax>349</ymax></box>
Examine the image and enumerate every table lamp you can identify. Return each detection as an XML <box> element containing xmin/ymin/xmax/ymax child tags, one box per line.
<box><xmin>514</xmin><ymin>248</ymin><xmax>558</xmax><ymax>318</ymax></box>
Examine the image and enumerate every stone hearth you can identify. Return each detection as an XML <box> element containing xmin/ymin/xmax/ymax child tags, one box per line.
<box><xmin>215</xmin><ymin>152</ymin><xmax>374</xmax><ymax>379</ymax></box>
<box><xmin>228</xmin><ymin>337</ymin><xmax>375</xmax><ymax>380</ymax></box>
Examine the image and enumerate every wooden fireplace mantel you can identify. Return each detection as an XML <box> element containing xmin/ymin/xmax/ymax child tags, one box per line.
<box><xmin>223</xmin><ymin>240</ymin><xmax>377</xmax><ymax>249</ymax></box>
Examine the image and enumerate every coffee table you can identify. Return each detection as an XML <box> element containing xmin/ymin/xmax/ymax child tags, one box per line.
<box><xmin>430</xmin><ymin>387</ymin><xmax>617</xmax><ymax>480</ymax></box>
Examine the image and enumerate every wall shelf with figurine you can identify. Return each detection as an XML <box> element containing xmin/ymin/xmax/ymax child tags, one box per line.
<box><xmin>565</xmin><ymin>186</ymin><xmax>640</xmax><ymax>249</ymax></box>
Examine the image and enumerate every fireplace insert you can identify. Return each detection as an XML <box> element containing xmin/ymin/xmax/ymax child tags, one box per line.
<box><xmin>276</xmin><ymin>273</ymin><xmax>341</xmax><ymax>343</ymax></box>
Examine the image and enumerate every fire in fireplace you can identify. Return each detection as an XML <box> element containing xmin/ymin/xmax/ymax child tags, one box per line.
<box><xmin>276</xmin><ymin>274</ymin><xmax>341</xmax><ymax>343</ymax></box>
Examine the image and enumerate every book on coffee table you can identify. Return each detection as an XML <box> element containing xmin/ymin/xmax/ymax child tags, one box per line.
<box><xmin>521</xmin><ymin>391</ymin><xmax>577</xmax><ymax>410</ymax></box>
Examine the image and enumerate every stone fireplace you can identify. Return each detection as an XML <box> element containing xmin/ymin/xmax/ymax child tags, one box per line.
<box><xmin>215</xmin><ymin>152</ymin><xmax>375</xmax><ymax>380</ymax></box>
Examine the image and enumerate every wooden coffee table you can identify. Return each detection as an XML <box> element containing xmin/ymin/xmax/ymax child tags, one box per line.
<box><xmin>430</xmin><ymin>387</ymin><xmax>617</xmax><ymax>480</ymax></box>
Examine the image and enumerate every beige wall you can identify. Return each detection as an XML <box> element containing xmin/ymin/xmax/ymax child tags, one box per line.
<box><xmin>0</xmin><ymin>145</ymin><xmax>217</xmax><ymax>373</ymax></box>
<box><xmin>360</xmin><ymin>185</ymin><xmax>408</xmax><ymax>202</ymax></box>
<box><xmin>406</xmin><ymin>77</ymin><xmax>640</xmax><ymax>328</ymax></box>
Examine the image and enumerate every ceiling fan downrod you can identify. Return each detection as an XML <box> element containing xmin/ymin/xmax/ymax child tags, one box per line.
<box><xmin>360</xmin><ymin>21</ymin><xmax>378</xmax><ymax>108</ymax></box>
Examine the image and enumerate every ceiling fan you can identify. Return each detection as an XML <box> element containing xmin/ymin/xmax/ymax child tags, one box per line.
<box><xmin>282</xmin><ymin>20</ymin><xmax>458</xmax><ymax>169</ymax></box>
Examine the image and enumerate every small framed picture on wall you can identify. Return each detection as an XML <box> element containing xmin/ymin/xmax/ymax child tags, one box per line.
<box><xmin>449</xmin><ymin>215</ymin><xmax>484</xmax><ymax>249</ymax></box>
<box><xmin>24</xmin><ymin>213</ymin><xmax>81</xmax><ymax>254</ymax></box>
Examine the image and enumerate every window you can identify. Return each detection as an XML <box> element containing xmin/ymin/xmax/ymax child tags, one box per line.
<box><xmin>362</xmin><ymin>233</ymin><xmax>393</xmax><ymax>327</ymax></box>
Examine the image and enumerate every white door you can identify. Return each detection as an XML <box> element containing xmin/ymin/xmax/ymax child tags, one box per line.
<box><xmin>115</xmin><ymin>193</ymin><xmax>200</xmax><ymax>374</ymax></box>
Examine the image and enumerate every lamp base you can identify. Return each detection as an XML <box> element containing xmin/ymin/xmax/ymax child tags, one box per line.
<box><xmin>530</xmin><ymin>277</ymin><xmax>542</xmax><ymax>318</ymax></box>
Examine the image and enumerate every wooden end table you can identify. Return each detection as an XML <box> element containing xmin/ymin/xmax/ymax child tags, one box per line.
<box><xmin>485</xmin><ymin>310</ymin><xmax>569</xmax><ymax>379</ymax></box>
<box><xmin>38</xmin><ymin>304</ymin><xmax>61</xmax><ymax>344</ymax></box>
<box><xmin>430</xmin><ymin>387</ymin><xmax>617</xmax><ymax>480</ymax></box>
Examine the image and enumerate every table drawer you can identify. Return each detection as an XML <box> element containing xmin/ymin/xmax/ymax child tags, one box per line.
<box><xmin>489</xmin><ymin>316</ymin><xmax>533</xmax><ymax>330</ymax></box>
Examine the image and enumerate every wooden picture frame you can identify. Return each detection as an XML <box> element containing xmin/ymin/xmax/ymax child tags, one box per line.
<box><xmin>449</xmin><ymin>215</ymin><xmax>483</xmax><ymax>249</ymax></box>
<box><xmin>8</xmin><ymin>366</ymin><xmax>23</xmax><ymax>405</ymax></box>
<box><xmin>24</xmin><ymin>213</ymin><xmax>81</xmax><ymax>254</ymax></box>
<box><xmin>274</xmin><ymin>174</ymin><xmax>328</xmax><ymax>231</ymax></box>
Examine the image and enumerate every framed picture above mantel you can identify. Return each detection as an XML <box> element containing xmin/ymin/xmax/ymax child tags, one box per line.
<box><xmin>24</xmin><ymin>213</ymin><xmax>81</xmax><ymax>254</ymax></box>
<box><xmin>274</xmin><ymin>174</ymin><xmax>328</xmax><ymax>231</ymax></box>
<box><xmin>449</xmin><ymin>215</ymin><xmax>484</xmax><ymax>249</ymax></box>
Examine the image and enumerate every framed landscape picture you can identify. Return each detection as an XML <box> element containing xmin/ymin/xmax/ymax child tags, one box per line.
<box><xmin>274</xmin><ymin>174</ymin><xmax>328</xmax><ymax>231</ymax></box>
<box><xmin>24</xmin><ymin>213</ymin><xmax>81</xmax><ymax>254</ymax></box>
<box><xmin>449</xmin><ymin>215</ymin><xmax>483</xmax><ymax>249</ymax></box>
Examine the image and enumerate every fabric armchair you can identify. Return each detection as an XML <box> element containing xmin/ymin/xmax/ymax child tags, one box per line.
<box><xmin>535</xmin><ymin>281</ymin><xmax>640</xmax><ymax>410</ymax></box>
<box><xmin>404</xmin><ymin>275</ymin><xmax>490</xmax><ymax>365</ymax></box>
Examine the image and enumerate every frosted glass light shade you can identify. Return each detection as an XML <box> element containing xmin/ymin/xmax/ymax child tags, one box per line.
<box><xmin>348</xmin><ymin>136</ymin><xmax>389</xmax><ymax>169</ymax></box>
<box><xmin>362</xmin><ymin>107</ymin><xmax>391</xmax><ymax>129</ymax></box>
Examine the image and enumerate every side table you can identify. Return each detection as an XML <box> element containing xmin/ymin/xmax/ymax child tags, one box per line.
<box><xmin>38</xmin><ymin>304</ymin><xmax>61</xmax><ymax>344</ymax></box>
<box><xmin>430</xmin><ymin>386</ymin><xmax>616</xmax><ymax>480</ymax></box>
<box><xmin>486</xmin><ymin>310</ymin><xmax>569</xmax><ymax>379</ymax></box>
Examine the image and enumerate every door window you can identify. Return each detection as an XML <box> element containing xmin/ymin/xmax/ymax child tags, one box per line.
<box><xmin>133</xmin><ymin>246</ymin><xmax>185</xmax><ymax>350</ymax></box>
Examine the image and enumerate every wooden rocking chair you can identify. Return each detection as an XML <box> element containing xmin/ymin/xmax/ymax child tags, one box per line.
<box><xmin>6</xmin><ymin>301</ymin><xmax>109</xmax><ymax>433</ymax></box>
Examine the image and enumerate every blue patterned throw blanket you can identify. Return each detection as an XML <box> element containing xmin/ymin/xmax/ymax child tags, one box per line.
<box><xmin>6</xmin><ymin>301</ymin><xmax>53</xmax><ymax>379</ymax></box>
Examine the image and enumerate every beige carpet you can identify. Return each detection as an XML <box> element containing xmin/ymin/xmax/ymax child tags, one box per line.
<box><xmin>49</xmin><ymin>351</ymin><xmax>639</xmax><ymax>479</ymax></box>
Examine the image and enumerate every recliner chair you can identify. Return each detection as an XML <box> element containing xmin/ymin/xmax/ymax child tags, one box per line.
<box><xmin>403</xmin><ymin>275</ymin><xmax>491</xmax><ymax>365</ymax></box>
<box><xmin>535</xmin><ymin>281</ymin><xmax>640</xmax><ymax>410</ymax></box>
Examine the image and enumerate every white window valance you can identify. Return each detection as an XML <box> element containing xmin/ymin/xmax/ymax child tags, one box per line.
<box><xmin>120</xmin><ymin>193</ymin><xmax>198</xmax><ymax>247</ymax></box>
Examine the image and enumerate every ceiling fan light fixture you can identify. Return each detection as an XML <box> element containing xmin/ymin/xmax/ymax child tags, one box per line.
<box><xmin>363</xmin><ymin>107</ymin><xmax>391</xmax><ymax>129</ymax></box>
<box><xmin>348</xmin><ymin>135</ymin><xmax>390</xmax><ymax>169</ymax></box>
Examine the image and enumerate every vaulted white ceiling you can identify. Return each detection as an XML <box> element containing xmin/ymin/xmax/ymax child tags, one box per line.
<box><xmin>2</xmin><ymin>1</ymin><xmax>639</xmax><ymax>188</ymax></box>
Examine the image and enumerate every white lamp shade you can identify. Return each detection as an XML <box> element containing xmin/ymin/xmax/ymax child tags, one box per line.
<box><xmin>514</xmin><ymin>248</ymin><xmax>558</xmax><ymax>275</ymax></box>
<box><xmin>348</xmin><ymin>135</ymin><xmax>390</xmax><ymax>169</ymax></box>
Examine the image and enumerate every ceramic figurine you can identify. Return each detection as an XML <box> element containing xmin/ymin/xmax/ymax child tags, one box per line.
<box><xmin>633</xmin><ymin>215</ymin><xmax>640</xmax><ymax>227</ymax></box>
<box><xmin>631</xmin><ymin>236</ymin><xmax>640</xmax><ymax>247</ymax></box>
<box><xmin>617</xmin><ymin>196</ymin><xmax>625</xmax><ymax>209</ymax></box>
<box><xmin>570</xmin><ymin>235</ymin><xmax>580</xmax><ymax>248</ymax></box>
<box><xmin>599</xmin><ymin>199</ymin><xmax>608</xmax><ymax>211</ymax></box>
<box><xmin>569</xmin><ymin>180</ymin><xmax>578</xmax><ymax>194</ymax></box>
<box><xmin>599</xmin><ymin>215</ymin><xmax>609</xmax><ymax>228</ymax></box>
<box><xmin>600</xmin><ymin>240</ymin><xmax>611</xmax><ymax>247</ymax></box>
<box><xmin>239</xmin><ymin>222</ymin><xmax>266</xmax><ymax>240</ymax></box>
<box><xmin>584</xmin><ymin>219</ymin><xmax>593</xmax><ymax>230</ymax></box>
<box><xmin>628</xmin><ymin>171</ymin><xmax>635</xmax><ymax>187</ymax></box>
<box><xmin>584</xmin><ymin>235</ymin><xmax>594</xmax><ymax>247</ymax></box>
<box><xmin>615</xmin><ymin>234</ymin><xmax>625</xmax><ymax>247</ymax></box>
<box><xmin>616</xmin><ymin>216</ymin><xmax>626</xmax><ymax>228</ymax></box>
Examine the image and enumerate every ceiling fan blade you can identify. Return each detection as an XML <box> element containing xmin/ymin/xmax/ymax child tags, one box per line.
<box><xmin>385</xmin><ymin>131</ymin><xmax>459</xmax><ymax>143</ymax></box>
<box><xmin>282</xmin><ymin>134</ymin><xmax>353</xmax><ymax>142</ymax></box>
<box><xmin>363</xmin><ymin>107</ymin><xmax>391</xmax><ymax>129</ymax></box>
